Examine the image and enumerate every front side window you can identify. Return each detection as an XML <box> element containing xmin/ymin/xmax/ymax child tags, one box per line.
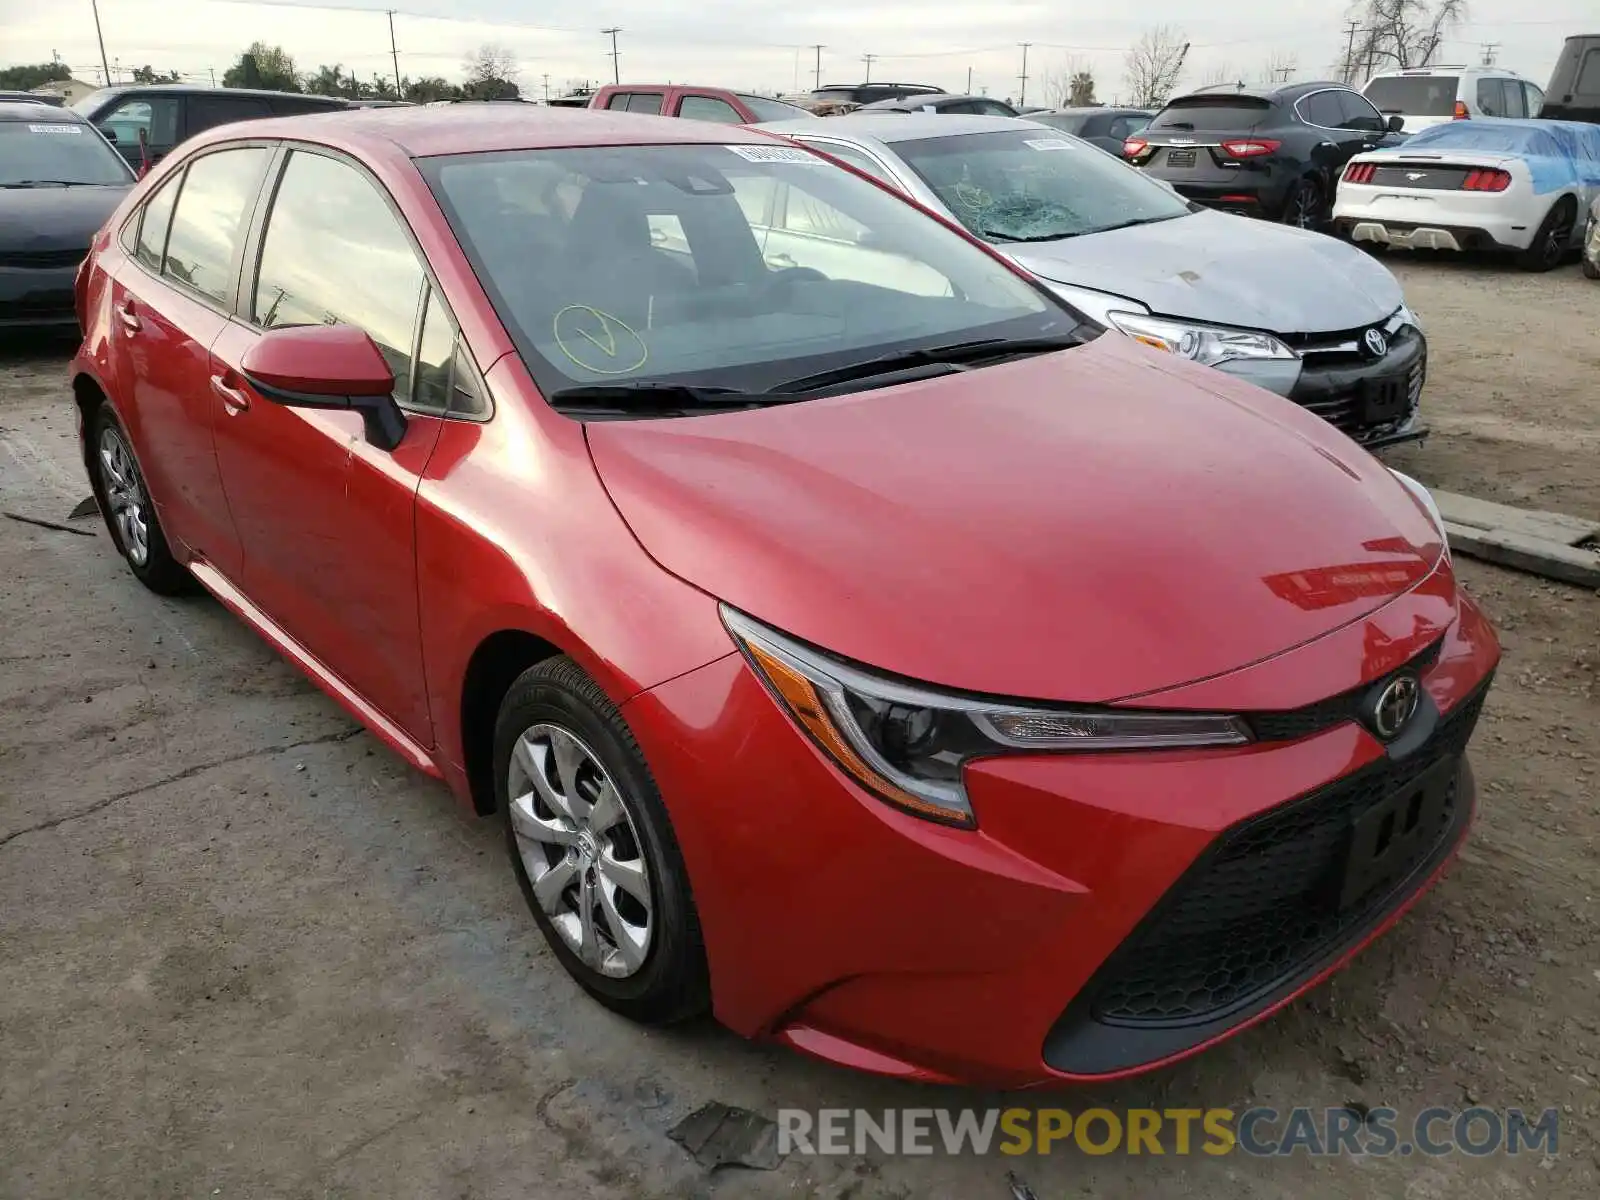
<box><xmin>1476</xmin><ymin>78</ymin><xmax>1504</xmax><ymax>116</ymax></box>
<box><xmin>93</xmin><ymin>96</ymin><xmax>180</xmax><ymax>150</ymax></box>
<box><xmin>893</xmin><ymin>129</ymin><xmax>1193</xmax><ymax>243</ymax></box>
<box><xmin>0</xmin><ymin>120</ymin><xmax>133</xmax><ymax>186</ymax></box>
<box><xmin>161</xmin><ymin>146</ymin><xmax>272</xmax><ymax>302</ymax></box>
<box><xmin>1334</xmin><ymin>91</ymin><xmax>1385</xmax><ymax>131</ymax></box>
<box><xmin>252</xmin><ymin>150</ymin><xmax>425</xmax><ymax>400</ymax></box>
<box><xmin>678</xmin><ymin>96</ymin><xmax>742</xmax><ymax>124</ymax></box>
<box><xmin>420</xmin><ymin>143</ymin><xmax>1065</xmax><ymax>402</ymax></box>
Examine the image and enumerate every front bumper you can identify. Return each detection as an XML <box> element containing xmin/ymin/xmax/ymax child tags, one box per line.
<box><xmin>624</xmin><ymin>578</ymin><xmax>1500</xmax><ymax>1087</ymax></box>
<box><xmin>0</xmin><ymin>262</ymin><xmax>80</xmax><ymax>330</ymax></box>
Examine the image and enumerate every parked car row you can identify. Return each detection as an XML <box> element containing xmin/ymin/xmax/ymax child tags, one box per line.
<box><xmin>67</xmin><ymin>103</ymin><xmax>1499</xmax><ymax>1089</ymax></box>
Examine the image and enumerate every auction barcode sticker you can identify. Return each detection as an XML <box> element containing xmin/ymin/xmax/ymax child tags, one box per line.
<box><xmin>29</xmin><ymin>124</ymin><xmax>83</xmax><ymax>134</ymax></box>
<box><xmin>1022</xmin><ymin>138</ymin><xmax>1075</xmax><ymax>151</ymax></box>
<box><xmin>724</xmin><ymin>144</ymin><xmax>822</xmax><ymax>164</ymax></box>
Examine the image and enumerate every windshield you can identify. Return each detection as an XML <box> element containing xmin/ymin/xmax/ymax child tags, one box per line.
<box><xmin>738</xmin><ymin>94</ymin><xmax>814</xmax><ymax>122</ymax></box>
<box><xmin>1149</xmin><ymin>96</ymin><xmax>1274</xmax><ymax>131</ymax></box>
<box><xmin>1362</xmin><ymin>75</ymin><xmax>1460</xmax><ymax>116</ymax></box>
<box><xmin>0</xmin><ymin>120</ymin><xmax>132</xmax><ymax>186</ymax></box>
<box><xmin>890</xmin><ymin>129</ymin><xmax>1192</xmax><ymax>242</ymax></box>
<box><xmin>419</xmin><ymin>143</ymin><xmax>1071</xmax><ymax>401</ymax></box>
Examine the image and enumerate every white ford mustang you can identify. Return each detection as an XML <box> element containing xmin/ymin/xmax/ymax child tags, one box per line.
<box><xmin>1331</xmin><ymin>118</ymin><xmax>1600</xmax><ymax>272</ymax></box>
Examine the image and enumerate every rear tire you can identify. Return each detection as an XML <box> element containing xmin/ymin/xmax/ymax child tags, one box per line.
<box><xmin>87</xmin><ymin>405</ymin><xmax>193</xmax><ymax>595</ymax></box>
<box><xmin>1582</xmin><ymin>218</ymin><xmax>1600</xmax><ymax>280</ymax></box>
<box><xmin>1280</xmin><ymin>177</ymin><xmax>1326</xmax><ymax>230</ymax></box>
<box><xmin>1516</xmin><ymin>197</ymin><xmax>1577</xmax><ymax>272</ymax></box>
<box><xmin>495</xmin><ymin>656</ymin><xmax>710</xmax><ymax>1025</ymax></box>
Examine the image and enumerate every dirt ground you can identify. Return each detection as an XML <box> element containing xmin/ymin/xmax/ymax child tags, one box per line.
<box><xmin>1</xmin><ymin>257</ymin><xmax>1596</xmax><ymax>1200</ymax></box>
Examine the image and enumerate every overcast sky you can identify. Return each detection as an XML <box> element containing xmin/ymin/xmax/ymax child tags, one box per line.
<box><xmin>2</xmin><ymin>1</ymin><xmax>1589</xmax><ymax>102</ymax></box>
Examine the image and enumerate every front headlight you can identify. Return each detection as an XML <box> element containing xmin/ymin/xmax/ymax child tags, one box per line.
<box><xmin>723</xmin><ymin>607</ymin><xmax>1251</xmax><ymax>828</ymax></box>
<box><xmin>1108</xmin><ymin>311</ymin><xmax>1297</xmax><ymax>367</ymax></box>
<box><xmin>1389</xmin><ymin>469</ymin><xmax>1451</xmax><ymax>563</ymax></box>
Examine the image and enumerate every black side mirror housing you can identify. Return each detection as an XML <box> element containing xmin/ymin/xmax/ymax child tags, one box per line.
<box><xmin>98</xmin><ymin>126</ymin><xmax>118</xmax><ymax>143</ymax></box>
<box><xmin>1386</xmin><ymin>115</ymin><xmax>1405</xmax><ymax>133</ymax></box>
<box><xmin>243</xmin><ymin>378</ymin><xmax>409</xmax><ymax>452</ymax></box>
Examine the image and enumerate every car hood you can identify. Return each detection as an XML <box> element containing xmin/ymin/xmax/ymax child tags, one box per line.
<box><xmin>0</xmin><ymin>185</ymin><xmax>129</xmax><ymax>254</ymax></box>
<box><xmin>586</xmin><ymin>333</ymin><xmax>1445</xmax><ymax>704</ymax></box>
<box><xmin>1003</xmin><ymin>208</ymin><xmax>1403</xmax><ymax>335</ymax></box>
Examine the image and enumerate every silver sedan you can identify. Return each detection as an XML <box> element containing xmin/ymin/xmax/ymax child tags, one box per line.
<box><xmin>760</xmin><ymin>113</ymin><xmax>1429</xmax><ymax>449</ymax></box>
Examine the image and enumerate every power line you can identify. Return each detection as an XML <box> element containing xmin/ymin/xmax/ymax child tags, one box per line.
<box><xmin>601</xmin><ymin>27</ymin><xmax>621</xmax><ymax>85</ymax></box>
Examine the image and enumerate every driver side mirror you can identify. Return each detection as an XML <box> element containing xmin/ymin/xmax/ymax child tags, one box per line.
<box><xmin>1386</xmin><ymin>115</ymin><xmax>1405</xmax><ymax>133</ymax></box>
<box><xmin>240</xmin><ymin>324</ymin><xmax>408</xmax><ymax>452</ymax></box>
<box><xmin>98</xmin><ymin>125</ymin><xmax>118</xmax><ymax>143</ymax></box>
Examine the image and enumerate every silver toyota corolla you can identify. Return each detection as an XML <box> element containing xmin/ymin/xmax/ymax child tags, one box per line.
<box><xmin>762</xmin><ymin>113</ymin><xmax>1427</xmax><ymax>449</ymax></box>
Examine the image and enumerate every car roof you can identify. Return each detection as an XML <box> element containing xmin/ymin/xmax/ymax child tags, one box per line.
<box><xmin>761</xmin><ymin>112</ymin><xmax>1044</xmax><ymax>144</ymax></box>
<box><xmin>0</xmin><ymin>101</ymin><xmax>87</xmax><ymax>123</ymax></box>
<box><xmin>1178</xmin><ymin>81</ymin><xmax>1346</xmax><ymax>103</ymax></box>
<box><xmin>1047</xmin><ymin>106</ymin><xmax>1151</xmax><ymax>115</ymax></box>
<box><xmin>81</xmin><ymin>84</ymin><xmax>348</xmax><ymax>104</ymax></box>
<box><xmin>864</xmin><ymin>94</ymin><xmax>1004</xmax><ymax>109</ymax></box>
<box><xmin>184</xmin><ymin>105</ymin><xmax>788</xmax><ymax>158</ymax></box>
<box><xmin>1368</xmin><ymin>65</ymin><xmax>1525</xmax><ymax>76</ymax></box>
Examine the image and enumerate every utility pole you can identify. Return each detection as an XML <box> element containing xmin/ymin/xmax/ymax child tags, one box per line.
<box><xmin>386</xmin><ymin>10</ymin><xmax>402</xmax><ymax>93</ymax></box>
<box><xmin>1018</xmin><ymin>42</ymin><xmax>1031</xmax><ymax>107</ymax></box>
<box><xmin>543</xmin><ymin>73</ymin><xmax>551</xmax><ymax>102</ymax></box>
<box><xmin>209</xmin><ymin>67</ymin><xmax>217</xmax><ymax>86</ymax></box>
<box><xmin>862</xmin><ymin>53</ymin><xmax>876</xmax><ymax>83</ymax></box>
<box><xmin>966</xmin><ymin>66</ymin><xmax>972</xmax><ymax>93</ymax></box>
<box><xmin>89</xmin><ymin>0</ymin><xmax>111</xmax><ymax>89</ymax></box>
<box><xmin>1480</xmin><ymin>42</ymin><xmax>1499</xmax><ymax>66</ymax></box>
<box><xmin>602</xmin><ymin>28</ymin><xmax>622</xmax><ymax>85</ymax></box>
<box><xmin>811</xmin><ymin>44</ymin><xmax>824</xmax><ymax>89</ymax></box>
<box><xmin>1342</xmin><ymin>19</ymin><xmax>1360</xmax><ymax>84</ymax></box>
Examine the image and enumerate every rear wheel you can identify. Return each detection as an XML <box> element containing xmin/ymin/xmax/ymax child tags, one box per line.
<box><xmin>1280</xmin><ymin>177</ymin><xmax>1325</xmax><ymax>230</ymax></box>
<box><xmin>88</xmin><ymin>406</ymin><xmax>193</xmax><ymax>595</ymax></box>
<box><xmin>1516</xmin><ymin>197</ymin><xmax>1577</xmax><ymax>272</ymax></box>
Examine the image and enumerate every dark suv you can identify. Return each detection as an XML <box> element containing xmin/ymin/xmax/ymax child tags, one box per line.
<box><xmin>72</xmin><ymin>85</ymin><xmax>348</xmax><ymax>169</ymax></box>
<box><xmin>1127</xmin><ymin>82</ymin><xmax>1405</xmax><ymax>227</ymax></box>
<box><xmin>809</xmin><ymin>82</ymin><xmax>945</xmax><ymax>107</ymax></box>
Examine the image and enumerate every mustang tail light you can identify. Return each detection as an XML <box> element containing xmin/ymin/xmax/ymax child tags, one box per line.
<box><xmin>1122</xmin><ymin>137</ymin><xmax>1150</xmax><ymax>158</ymax></box>
<box><xmin>1462</xmin><ymin>168</ymin><xmax>1511</xmax><ymax>192</ymax></box>
<box><xmin>1453</xmin><ymin>100</ymin><xmax>1470</xmax><ymax>119</ymax></box>
<box><xmin>1220</xmin><ymin>138</ymin><xmax>1281</xmax><ymax>158</ymax></box>
<box><xmin>1343</xmin><ymin>162</ymin><xmax>1377</xmax><ymax>184</ymax></box>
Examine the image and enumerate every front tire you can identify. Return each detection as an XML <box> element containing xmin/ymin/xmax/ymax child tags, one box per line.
<box><xmin>1517</xmin><ymin>197</ymin><xmax>1577</xmax><ymax>272</ymax></box>
<box><xmin>88</xmin><ymin>405</ymin><xmax>193</xmax><ymax>595</ymax></box>
<box><xmin>495</xmin><ymin>656</ymin><xmax>710</xmax><ymax>1024</ymax></box>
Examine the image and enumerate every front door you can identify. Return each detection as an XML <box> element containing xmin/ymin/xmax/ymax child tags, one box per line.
<box><xmin>210</xmin><ymin>147</ymin><xmax>446</xmax><ymax>743</ymax></box>
<box><xmin>93</xmin><ymin>93</ymin><xmax>181</xmax><ymax>170</ymax></box>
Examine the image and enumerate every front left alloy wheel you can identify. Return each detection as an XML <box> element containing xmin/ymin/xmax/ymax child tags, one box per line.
<box><xmin>495</xmin><ymin>655</ymin><xmax>709</xmax><ymax>1023</ymax></box>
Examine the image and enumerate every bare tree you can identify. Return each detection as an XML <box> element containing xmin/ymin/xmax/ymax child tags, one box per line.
<box><xmin>1346</xmin><ymin>0</ymin><xmax>1467</xmax><ymax>83</ymax></box>
<box><xmin>1038</xmin><ymin>57</ymin><xmax>1096</xmax><ymax>108</ymax></box>
<box><xmin>462</xmin><ymin>42</ymin><xmax>521</xmax><ymax>97</ymax></box>
<box><xmin>1123</xmin><ymin>26</ymin><xmax>1190</xmax><ymax>107</ymax></box>
<box><xmin>1200</xmin><ymin>61</ymin><xmax>1238</xmax><ymax>87</ymax></box>
<box><xmin>1257</xmin><ymin>49</ymin><xmax>1300</xmax><ymax>85</ymax></box>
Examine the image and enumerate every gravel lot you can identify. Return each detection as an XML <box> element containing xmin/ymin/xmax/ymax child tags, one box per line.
<box><xmin>1</xmin><ymin>256</ymin><xmax>1596</xmax><ymax>1199</ymax></box>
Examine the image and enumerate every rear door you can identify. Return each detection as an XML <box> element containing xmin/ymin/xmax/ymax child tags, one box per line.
<box><xmin>107</xmin><ymin>145</ymin><xmax>274</xmax><ymax>578</ymax></box>
<box><xmin>183</xmin><ymin>93</ymin><xmax>273</xmax><ymax>140</ymax></box>
<box><xmin>209</xmin><ymin>145</ymin><xmax>449</xmax><ymax>741</ymax></box>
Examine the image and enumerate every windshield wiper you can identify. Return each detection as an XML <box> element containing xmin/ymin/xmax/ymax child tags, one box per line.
<box><xmin>546</xmin><ymin>381</ymin><xmax>780</xmax><ymax>416</ymax></box>
<box><xmin>0</xmin><ymin>180</ymin><xmax>93</xmax><ymax>188</ymax></box>
<box><xmin>773</xmin><ymin>335</ymin><xmax>1081</xmax><ymax>394</ymax></box>
<box><xmin>1092</xmin><ymin>213</ymin><xmax>1189</xmax><ymax>235</ymax></box>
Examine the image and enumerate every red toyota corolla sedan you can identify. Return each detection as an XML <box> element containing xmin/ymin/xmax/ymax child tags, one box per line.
<box><xmin>69</xmin><ymin>106</ymin><xmax>1498</xmax><ymax>1088</ymax></box>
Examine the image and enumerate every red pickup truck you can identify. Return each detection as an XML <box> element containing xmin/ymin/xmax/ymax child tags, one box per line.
<box><xmin>587</xmin><ymin>85</ymin><xmax>812</xmax><ymax>124</ymax></box>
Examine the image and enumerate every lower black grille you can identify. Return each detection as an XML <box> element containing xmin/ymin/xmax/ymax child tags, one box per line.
<box><xmin>1088</xmin><ymin>685</ymin><xmax>1487</xmax><ymax>1027</ymax></box>
<box><xmin>1245</xmin><ymin>638</ymin><xmax>1442</xmax><ymax>743</ymax></box>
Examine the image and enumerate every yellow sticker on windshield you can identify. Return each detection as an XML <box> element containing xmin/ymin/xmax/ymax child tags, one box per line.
<box><xmin>552</xmin><ymin>305</ymin><xmax>649</xmax><ymax>376</ymax></box>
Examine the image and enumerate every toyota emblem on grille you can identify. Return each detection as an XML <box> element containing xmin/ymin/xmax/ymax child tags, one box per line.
<box><xmin>1362</xmin><ymin>327</ymin><xmax>1388</xmax><ymax>358</ymax></box>
<box><xmin>1373</xmin><ymin>675</ymin><xmax>1420</xmax><ymax>739</ymax></box>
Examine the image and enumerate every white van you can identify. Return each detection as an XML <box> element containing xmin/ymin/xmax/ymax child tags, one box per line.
<box><xmin>1361</xmin><ymin>66</ymin><xmax>1546</xmax><ymax>133</ymax></box>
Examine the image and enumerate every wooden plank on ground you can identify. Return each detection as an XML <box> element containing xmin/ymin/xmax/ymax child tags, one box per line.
<box><xmin>1443</xmin><ymin>521</ymin><xmax>1600</xmax><ymax>588</ymax></box>
<box><xmin>1433</xmin><ymin>490</ymin><xmax>1600</xmax><ymax>548</ymax></box>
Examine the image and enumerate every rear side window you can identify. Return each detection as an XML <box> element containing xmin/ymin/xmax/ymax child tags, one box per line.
<box><xmin>268</xmin><ymin>96</ymin><xmax>343</xmax><ymax>115</ymax></box>
<box><xmin>134</xmin><ymin>173</ymin><xmax>181</xmax><ymax>270</ymax></box>
<box><xmin>678</xmin><ymin>95</ymin><xmax>742</xmax><ymax>123</ymax></box>
<box><xmin>1363</xmin><ymin>75</ymin><xmax>1459</xmax><ymax>116</ymax></box>
<box><xmin>1335</xmin><ymin>90</ymin><xmax>1385</xmax><ymax>131</ymax></box>
<box><xmin>1297</xmin><ymin>91</ymin><xmax>1344</xmax><ymax>127</ymax></box>
<box><xmin>252</xmin><ymin>150</ymin><xmax>425</xmax><ymax>401</ymax></box>
<box><xmin>1149</xmin><ymin>96</ymin><xmax>1274</xmax><ymax>131</ymax></box>
<box><xmin>187</xmin><ymin>95</ymin><xmax>273</xmax><ymax>134</ymax></box>
<box><xmin>95</xmin><ymin>95</ymin><xmax>180</xmax><ymax>150</ymax></box>
<box><xmin>626</xmin><ymin>93</ymin><xmax>663</xmax><ymax>115</ymax></box>
<box><xmin>605</xmin><ymin>92</ymin><xmax>631</xmax><ymax>110</ymax></box>
<box><xmin>1579</xmin><ymin>50</ymin><xmax>1600</xmax><ymax>94</ymax></box>
<box><xmin>161</xmin><ymin>147</ymin><xmax>272</xmax><ymax>302</ymax></box>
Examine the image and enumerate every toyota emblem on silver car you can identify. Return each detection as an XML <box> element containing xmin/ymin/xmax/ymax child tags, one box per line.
<box><xmin>1363</xmin><ymin>328</ymin><xmax>1388</xmax><ymax>358</ymax></box>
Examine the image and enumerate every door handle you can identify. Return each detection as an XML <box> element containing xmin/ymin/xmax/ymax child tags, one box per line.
<box><xmin>210</xmin><ymin>371</ymin><xmax>250</xmax><ymax>414</ymax></box>
<box><xmin>116</xmin><ymin>300</ymin><xmax>142</xmax><ymax>335</ymax></box>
